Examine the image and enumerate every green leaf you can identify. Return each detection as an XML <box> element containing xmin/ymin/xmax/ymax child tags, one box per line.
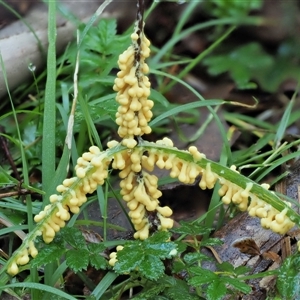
<box><xmin>217</xmin><ymin>262</ymin><xmax>250</xmax><ymax>276</ymax></box>
<box><xmin>144</xmin><ymin>231</ymin><xmax>177</xmax><ymax>258</ymax></box>
<box><xmin>139</xmin><ymin>255</ymin><xmax>165</xmax><ymax>280</ymax></box>
<box><xmin>171</xmin><ymin>221</ymin><xmax>212</xmax><ymax>236</ymax></box>
<box><xmin>97</xmin><ymin>19</ymin><xmax>117</xmax><ymax>54</ymax></box>
<box><xmin>147</xmin><ymin>231</ymin><xmax>171</xmax><ymax>243</ymax></box>
<box><xmin>133</xmin><ymin>276</ymin><xmax>176</xmax><ymax>300</ymax></box>
<box><xmin>200</xmin><ymin>238</ymin><xmax>223</xmax><ymax>247</ymax></box>
<box><xmin>88</xmin><ymin>243</ymin><xmax>108</xmax><ymax>270</ymax></box>
<box><xmin>114</xmin><ymin>242</ymin><xmax>144</xmax><ymax>274</ymax></box>
<box><xmin>132</xmin><ymin>284</ymin><xmax>166</xmax><ymax>300</ymax></box>
<box><xmin>87</xmin><ymin>242</ymin><xmax>106</xmax><ymax>253</ymax></box>
<box><xmin>204</xmin><ymin>0</ymin><xmax>262</xmax><ymax>18</ymax></box>
<box><xmin>0</xmin><ymin>171</ymin><xmax>14</xmax><ymax>185</ymax></box>
<box><xmin>31</xmin><ymin>245</ymin><xmax>65</xmax><ymax>268</ymax></box>
<box><xmin>184</xmin><ymin>252</ymin><xmax>212</xmax><ymax>265</ymax></box>
<box><xmin>80</xmin><ymin>18</ymin><xmax>130</xmax><ymax>79</ymax></box>
<box><xmin>217</xmin><ymin>262</ymin><xmax>235</xmax><ymax>273</ymax></box>
<box><xmin>233</xmin><ymin>265</ymin><xmax>251</xmax><ymax>276</ymax></box>
<box><xmin>222</xmin><ymin>277</ymin><xmax>251</xmax><ymax>294</ymax></box>
<box><xmin>114</xmin><ymin>232</ymin><xmax>176</xmax><ymax>279</ymax></box>
<box><xmin>203</xmin><ymin>42</ymin><xmax>273</xmax><ymax>89</ymax></box>
<box><xmin>172</xmin><ymin>260</ymin><xmax>186</xmax><ymax>274</ymax></box>
<box><xmin>188</xmin><ymin>268</ymin><xmax>218</xmax><ymax>286</ymax></box>
<box><xmin>82</xmin><ymin>19</ymin><xmax>116</xmax><ymax>55</ymax></box>
<box><xmin>175</xmin><ymin>241</ymin><xmax>188</xmax><ymax>254</ymax></box>
<box><xmin>206</xmin><ymin>280</ymin><xmax>227</xmax><ymax>300</ymax></box>
<box><xmin>0</xmin><ymin>209</ymin><xmax>26</xmax><ymax>226</ymax></box>
<box><xmin>276</xmin><ymin>254</ymin><xmax>300</xmax><ymax>298</ymax></box>
<box><xmin>150</xmin><ymin>89</ymin><xmax>169</xmax><ymax>108</ymax></box>
<box><xmin>88</xmin><ymin>101</ymin><xmax>118</xmax><ymax>121</ymax></box>
<box><xmin>164</xmin><ymin>279</ymin><xmax>199</xmax><ymax>300</ymax></box>
<box><xmin>65</xmin><ymin>249</ymin><xmax>89</xmax><ymax>273</ymax></box>
<box><xmin>60</xmin><ymin>227</ymin><xmax>86</xmax><ymax>249</ymax></box>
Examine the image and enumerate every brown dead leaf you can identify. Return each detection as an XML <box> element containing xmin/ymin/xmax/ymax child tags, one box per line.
<box><xmin>232</xmin><ymin>237</ymin><xmax>261</xmax><ymax>256</ymax></box>
<box><xmin>81</xmin><ymin>230</ymin><xmax>103</xmax><ymax>244</ymax></box>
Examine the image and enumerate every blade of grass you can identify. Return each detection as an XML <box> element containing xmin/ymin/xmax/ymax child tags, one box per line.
<box><xmin>0</xmin><ymin>284</ymin><xmax>22</xmax><ymax>300</ymax></box>
<box><xmin>97</xmin><ymin>185</ymin><xmax>108</xmax><ymax>241</ymax></box>
<box><xmin>74</xmin><ymin>220</ymin><xmax>127</xmax><ymax>231</ymax></box>
<box><xmin>274</xmin><ymin>98</ymin><xmax>294</xmax><ymax>149</ymax></box>
<box><xmin>65</xmin><ymin>30</ymin><xmax>80</xmax><ymax>163</ymax></box>
<box><xmin>163</xmin><ymin>1</ymin><xmax>200</xmax><ymax>61</ymax></box>
<box><xmin>91</xmin><ymin>271</ymin><xmax>118</xmax><ymax>299</ymax></box>
<box><xmin>78</xmin><ymin>0</ymin><xmax>113</xmax><ymax>49</ymax></box>
<box><xmin>0</xmin><ymin>225</ymin><xmax>28</xmax><ymax>237</ymax></box>
<box><xmin>106</xmin><ymin>180</ymin><xmax>134</xmax><ymax>229</ymax></box>
<box><xmin>49</xmin><ymin>261</ymin><xmax>67</xmax><ymax>287</ymax></box>
<box><xmin>3</xmin><ymin>282</ymin><xmax>77</xmax><ymax>300</ymax></box>
<box><xmin>232</xmin><ymin>133</ymin><xmax>274</xmax><ymax>165</ymax></box>
<box><xmin>150</xmin><ymin>69</ymin><xmax>232</xmax><ymax>163</ymax></box>
<box><xmin>150</xmin><ymin>99</ymin><xmax>226</xmax><ymax>127</ymax></box>
<box><xmin>162</xmin><ymin>25</ymin><xmax>236</xmax><ymax>93</ymax></box>
<box><xmin>42</xmin><ymin>0</ymin><xmax>58</xmax><ymax>289</ymax></box>
<box><xmin>239</xmin><ymin>138</ymin><xmax>300</xmax><ymax>172</ymax></box>
<box><xmin>151</xmin><ymin>17</ymin><xmax>264</xmax><ymax>65</ymax></box>
<box><xmin>57</xmin><ymin>84</ymin><xmax>79</xmax><ymax>173</ymax></box>
<box><xmin>189</xmin><ymin>105</ymin><xmax>221</xmax><ymax>142</ymax></box>
<box><xmin>42</xmin><ymin>0</ymin><xmax>57</xmax><ymax>198</ymax></box>
<box><xmin>0</xmin><ymin>110</ymin><xmax>41</xmax><ymax>122</ymax></box>
<box><xmin>255</xmin><ymin>150</ymin><xmax>300</xmax><ymax>182</ymax></box>
<box><xmin>204</xmin><ymin>144</ymin><xmax>229</xmax><ymax>235</ymax></box>
<box><xmin>78</xmin><ymin>95</ymin><xmax>102</xmax><ymax>149</ymax></box>
<box><xmin>0</xmin><ymin>202</ymin><xmax>39</xmax><ymax>214</ymax></box>
<box><xmin>0</xmin><ymin>48</ymin><xmax>39</xmax><ymax>297</ymax></box>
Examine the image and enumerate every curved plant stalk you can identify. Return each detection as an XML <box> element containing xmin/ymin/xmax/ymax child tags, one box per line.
<box><xmin>5</xmin><ymin>136</ymin><xmax>300</xmax><ymax>275</ymax></box>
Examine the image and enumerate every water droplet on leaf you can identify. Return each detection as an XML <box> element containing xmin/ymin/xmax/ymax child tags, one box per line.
<box><xmin>28</xmin><ymin>63</ymin><xmax>36</xmax><ymax>72</ymax></box>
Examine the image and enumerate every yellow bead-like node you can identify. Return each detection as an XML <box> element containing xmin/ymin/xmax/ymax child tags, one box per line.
<box><xmin>108</xmin><ymin>252</ymin><xmax>117</xmax><ymax>266</ymax></box>
<box><xmin>108</xmin><ymin>245</ymin><xmax>125</xmax><ymax>267</ymax></box>
<box><xmin>7</xmin><ymin>262</ymin><xmax>19</xmax><ymax>276</ymax></box>
<box><xmin>156</xmin><ymin>206</ymin><xmax>173</xmax><ymax>217</ymax></box>
<box><xmin>199</xmin><ymin>163</ymin><xmax>218</xmax><ymax>189</ymax></box>
<box><xmin>157</xmin><ymin>213</ymin><xmax>174</xmax><ymax>230</ymax></box>
<box><xmin>116</xmin><ymin>245</ymin><xmax>124</xmax><ymax>251</ymax></box>
<box><xmin>28</xmin><ymin>242</ymin><xmax>38</xmax><ymax>258</ymax></box>
<box><xmin>134</xmin><ymin>222</ymin><xmax>150</xmax><ymax>240</ymax></box>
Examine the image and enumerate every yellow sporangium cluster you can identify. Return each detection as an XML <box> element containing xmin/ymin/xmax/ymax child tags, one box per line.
<box><xmin>108</xmin><ymin>245</ymin><xmax>124</xmax><ymax>267</ymax></box>
<box><xmin>142</xmin><ymin>141</ymin><xmax>205</xmax><ymax>186</ymax></box>
<box><xmin>7</xmin><ymin>146</ymin><xmax>112</xmax><ymax>276</ymax></box>
<box><xmin>110</xmin><ymin>144</ymin><xmax>173</xmax><ymax>240</ymax></box>
<box><xmin>34</xmin><ymin>146</ymin><xmax>111</xmax><ymax>243</ymax></box>
<box><xmin>218</xmin><ymin>171</ymin><xmax>294</xmax><ymax>234</ymax></box>
<box><xmin>218</xmin><ymin>179</ymin><xmax>253</xmax><ymax>212</ymax></box>
<box><xmin>248</xmin><ymin>194</ymin><xmax>295</xmax><ymax>234</ymax></box>
<box><xmin>113</xmin><ymin>22</ymin><xmax>153</xmax><ymax>148</ymax></box>
<box><xmin>7</xmin><ymin>241</ymin><xmax>38</xmax><ymax>276</ymax></box>
<box><xmin>144</xmin><ymin>141</ymin><xmax>295</xmax><ymax>236</ymax></box>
